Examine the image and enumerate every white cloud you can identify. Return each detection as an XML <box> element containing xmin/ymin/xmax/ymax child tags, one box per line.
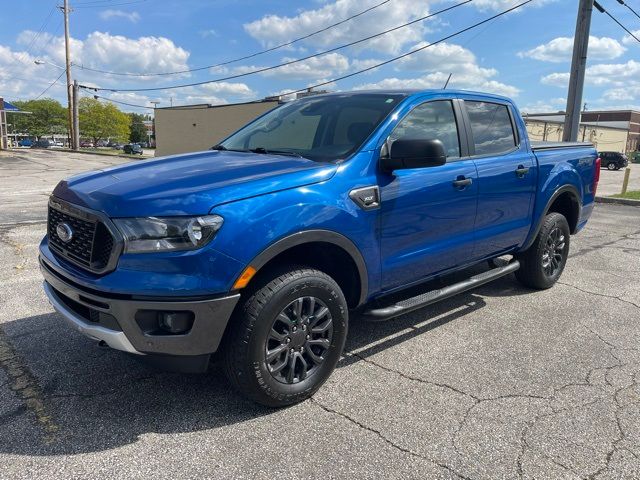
<box><xmin>354</xmin><ymin>42</ymin><xmax>519</xmax><ymax>97</ymax></box>
<box><xmin>518</xmin><ymin>98</ymin><xmax>566</xmax><ymax>114</ymax></box>
<box><xmin>519</xmin><ymin>36</ymin><xmax>626</xmax><ymax>62</ymax></box>
<box><xmin>602</xmin><ymin>87</ymin><xmax>639</xmax><ymax>102</ymax></box>
<box><xmin>540</xmin><ymin>72</ymin><xmax>569</xmax><ymax>87</ymax></box>
<box><xmin>244</xmin><ymin>0</ymin><xmax>429</xmax><ymax>54</ymax></box>
<box><xmin>0</xmin><ymin>44</ymin><xmax>71</xmax><ymax>101</ymax></box>
<box><xmin>16</xmin><ymin>30</ymin><xmax>191</xmax><ymax>81</ymax></box>
<box><xmin>99</xmin><ymin>9</ymin><xmax>141</xmax><ymax>23</ymax></box>
<box><xmin>355</xmin><ymin>73</ymin><xmax>520</xmax><ymax>98</ymax></box>
<box><xmin>622</xmin><ymin>30</ymin><xmax>640</xmax><ymax>46</ymax></box>
<box><xmin>200</xmin><ymin>82</ymin><xmax>255</xmax><ymax>97</ymax></box>
<box><xmin>2</xmin><ymin>30</ymin><xmax>258</xmax><ymax>112</ymax></box>
<box><xmin>198</xmin><ymin>29</ymin><xmax>218</xmax><ymax>39</ymax></box>
<box><xmin>542</xmin><ymin>60</ymin><xmax>640</xmax><ymax>88</ymax></box>
<box><xmin>231</xmin><ymin>52</ymin><xmax>350</xmax><ymax>80</ymax></box>
<box><xmin>470</xmin><ymin>0</ymin><xmax>554</xmax><ymax>11</ymax></box>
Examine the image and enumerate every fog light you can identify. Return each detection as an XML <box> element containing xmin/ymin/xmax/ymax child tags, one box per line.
<box><xmin>158</xmin><ymin>311</ymin><xmax>194</xmax><ymax>334</ymax></box>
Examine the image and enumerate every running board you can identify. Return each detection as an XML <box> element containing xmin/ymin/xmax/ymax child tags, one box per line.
<box><xmin>362</xmin><ymin>260</ymin><xmax>520</xmax><ymax>322</ymax></box>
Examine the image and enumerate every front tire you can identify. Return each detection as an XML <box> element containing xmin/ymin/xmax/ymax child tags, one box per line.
<box><xmin>222</xmin><ymin>268</ymin><xmax>348</xmax><ymax>407</ymax></box>
<box><xmin>607</xmin><ymin>162</ymin><xmax>617</xmax><ymax>170</ymax></box>
<box><xmin>515</xmin><ymin>212</ymin><xmax>570</xmax><ymax>289</ymax></box>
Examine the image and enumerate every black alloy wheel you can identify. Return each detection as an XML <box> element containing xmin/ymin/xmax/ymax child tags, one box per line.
<box><xmin>265</xmin><ymin>296</ymin><xmax>333</xmax><ymax>384</ymax></box>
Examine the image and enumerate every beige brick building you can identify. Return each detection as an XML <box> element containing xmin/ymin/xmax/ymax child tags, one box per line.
<box><xmin>154</xmin><ymin>100</ymin><xmax>280</xmax><ymax>157</ymax></box>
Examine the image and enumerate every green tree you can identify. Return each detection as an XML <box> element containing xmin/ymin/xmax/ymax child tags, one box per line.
<box><xmin>7</xmin><ymin>98</ymin><xmax>67</xmax><ymax>138</ymax></box>
<box><xmin>128</xmin><ymin>112</ymin><xmax>147</xmax><ymax>143</ymax></box>
<box><xmin>79</xmin><ymin>97</ymin><xmax>130</xmax><ymax>145</ymax></box>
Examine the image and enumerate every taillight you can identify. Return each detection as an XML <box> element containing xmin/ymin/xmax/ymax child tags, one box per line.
<box><xmin>593</xmin><ymin>156</ymin><xmax>601</xmax><ymax>194</ymax></box>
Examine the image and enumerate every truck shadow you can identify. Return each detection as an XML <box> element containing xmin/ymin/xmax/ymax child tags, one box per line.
<box><xmin>0</xmin><ymin>274</ymin><xmax>527</xmax><ymax>456</ymax></box>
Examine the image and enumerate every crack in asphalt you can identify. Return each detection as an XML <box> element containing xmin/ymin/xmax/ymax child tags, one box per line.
<box><xmin>580</xmin><ymin>324</ymin><xmax>640</xmax><ymax>479</ymax></box>
<box><xmin>558</xmin><ymin>281</ymin><xmax>640</xmax><ymax>310</ymax></box>
<box><xmin>568</xmin><ymin>229</ymin><xmax>640</xmax><ymax>260</ymax></box>
<box><xmin>348</xmin><ymin>351</ymin><xmax>480</xmax><ymax>400</ymax></box>
<box><xmin>342</xmin><ymin>316</ymin><xmax>640</xmax><ymax>479</ymax></box>
<box><xmin>309</xmin><ymin>397</ymin><xmax>473</xmax><ymax>480</ymax></box>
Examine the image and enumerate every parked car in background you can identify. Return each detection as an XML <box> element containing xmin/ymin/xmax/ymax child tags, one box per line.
<box><xmin>123</xmin><ymin>143</ymin><xmax>143</xmax><ymax>155</ymax></box>
<box><xmin>53</xmin><ymin>141</ymin><xmax>64</xmax><ymax>147</ymax></box>
<box><xmin>18</xmin><ymin>139</ymin><xmax>33</xmax><ymax>147</ymax></box>
<box><xmin>40</xmin><ymin>90</ymin><xmax>599</xmax><ymax>406</ymax></box>
<box><xmin>32</xmin><ymin>139</ymin><xmax>52</xmax><ymax>148</ymax></box>
<box><xmin>599</xmin><ymin>151</ymin><xmax>628</xmax><ymax>170</ymax></box>
<box><xmin>80</xmin><ymin>141</ymin><xmax>94</xmax><ymax>148</ymax></box>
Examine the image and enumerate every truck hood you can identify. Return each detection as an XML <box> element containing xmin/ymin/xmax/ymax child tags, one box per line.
<box><xmin>52</xmin><ymin>150</ymin><xmax>337</xmax><ymax>217</ymax></box>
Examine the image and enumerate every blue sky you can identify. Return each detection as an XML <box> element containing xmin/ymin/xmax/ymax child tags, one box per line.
<box><xmin>1</xmin><ymin>0</ymin><xmax>638</xmax><ymax>114</ymax></box>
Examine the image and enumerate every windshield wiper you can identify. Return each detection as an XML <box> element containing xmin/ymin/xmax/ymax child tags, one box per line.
<box><xmin>210</xmin><ymin>144</ymin><xmax>227</xmax><ymax>151</ymax></box>
<box><xmin>249</xmin><ymin>147</ymin><xmax>304</xmax><ymax>158</ymax></box>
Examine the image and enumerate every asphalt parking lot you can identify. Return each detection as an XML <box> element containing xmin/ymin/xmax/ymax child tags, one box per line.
<box><xmin>1</xmin><ymin>149</ymin><xmax>639</xmax><ymax>479</ymax></box>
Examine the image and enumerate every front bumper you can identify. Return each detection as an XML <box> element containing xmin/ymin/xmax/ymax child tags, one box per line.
<box><xmin>41</xmin><ymin>256</ymin><xmax>240</xmax><ymax>356</ymax></box>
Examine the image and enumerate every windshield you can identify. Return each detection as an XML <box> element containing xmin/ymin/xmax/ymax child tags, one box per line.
<box><xmin>219</xmin><ymin>93</ymin><xmax>405</xmax><ymax>162</ymax></box>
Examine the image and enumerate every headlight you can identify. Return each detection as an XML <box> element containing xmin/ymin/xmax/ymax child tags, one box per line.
<box><xmin>114</xmin><ymin>215</ymin><xmax>224</xmax><ymax>253</ymax></box>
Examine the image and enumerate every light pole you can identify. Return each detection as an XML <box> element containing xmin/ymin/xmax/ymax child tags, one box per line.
<box><xmin>150</xmin><ymin>102</ymin><xmax>159</xmax><ymax>149</ymax></box>
<box><xmin>35</xmin><ymin>59</ymin><xmax>80</xmax><ymax>150</ymax></box>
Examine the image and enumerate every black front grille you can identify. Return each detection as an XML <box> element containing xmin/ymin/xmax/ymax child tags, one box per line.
<box><xmin>48</xmin><ymin>202</ymin><xmax>116</xmax><ymax>272</ymax></box>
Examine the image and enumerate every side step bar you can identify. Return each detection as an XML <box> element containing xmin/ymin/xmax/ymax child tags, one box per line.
<box><xmin>362</xmin><ymin>260</ymin><xmax>520</xmax><ymax>322</ymax></box>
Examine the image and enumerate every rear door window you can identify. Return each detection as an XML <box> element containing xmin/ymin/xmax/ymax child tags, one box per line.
<box><xmin>465</xmin><ymin>101</ymin><xmax>516</xmax><ymax>156</ymax></box>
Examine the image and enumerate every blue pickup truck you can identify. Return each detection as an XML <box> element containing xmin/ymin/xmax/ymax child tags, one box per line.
<box><xmin>40</xmin><ymin>90</ymin><xmax>600</xmax><ymax>406</ymax></box>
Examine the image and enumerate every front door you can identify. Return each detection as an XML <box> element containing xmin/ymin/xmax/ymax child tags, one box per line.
<box><xmin>379</xmin><ymin>99</ymin><xmax>478</xmax><ymax>291</ymax></box>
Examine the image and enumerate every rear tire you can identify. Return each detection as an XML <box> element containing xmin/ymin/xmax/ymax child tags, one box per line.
<box><xmin>222</xmin><ymin>268</ymin><xmax>348</xmax><ymax>407</ymax></box>
<box><xmin>515</xmin><ymin>212</ymin><xmax>570</xmax><ymax>289</ymax></box>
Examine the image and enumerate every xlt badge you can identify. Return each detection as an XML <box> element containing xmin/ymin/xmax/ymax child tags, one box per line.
<box><xmin>349</xmin><ymin>186</ymin><xmax>380</xmax><ymax>211</ymax></box>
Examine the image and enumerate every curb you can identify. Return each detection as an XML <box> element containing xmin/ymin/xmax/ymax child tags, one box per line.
<box><xmin>8</xmin><ymin>148</ymin><xmax>151</xmax><ymax>160</ymax></box>
<box><xmin>53</xmin><ymin>148</ymin><xmax>151</xmax><ymax>160</ymax></box>
<box><xmin>595</xmin><ymin>196</ymin><xmax>640</xmax><ymax>207</ymax></box>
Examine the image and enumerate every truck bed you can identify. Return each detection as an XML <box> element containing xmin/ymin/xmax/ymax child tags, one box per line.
<box><xmin>530</xmin><ymin>141</ymin><xmax>593</xmax><ymax>151</ymax></box>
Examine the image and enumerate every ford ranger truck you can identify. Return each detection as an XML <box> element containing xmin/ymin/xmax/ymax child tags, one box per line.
<box><xmin>40</xmin><ymin>90</ymin><xmax>600</xmax><ymax>406</ymax></box>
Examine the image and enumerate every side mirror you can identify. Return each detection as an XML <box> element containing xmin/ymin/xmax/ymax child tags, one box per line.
<box><xmin>381</xmin><ymin>138</ymin><xmax>447</xmax><ymax>172</ymax></box>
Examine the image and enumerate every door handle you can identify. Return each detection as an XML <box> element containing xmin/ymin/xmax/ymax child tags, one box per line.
<box><xmin>452</xmin><ymin>176</ymin><xmax>472</xmax><ymax>188</ymax></box>
<box><xmin>515</xmin><ymin>165</ymin><xmax>530</xmax><ymax>177</ymax></box>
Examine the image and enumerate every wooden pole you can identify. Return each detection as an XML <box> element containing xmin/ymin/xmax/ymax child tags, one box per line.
<box><xmin>621</xmin><ymin>167</ymin><xmax>631</xmax><ymax>195</ymax></box>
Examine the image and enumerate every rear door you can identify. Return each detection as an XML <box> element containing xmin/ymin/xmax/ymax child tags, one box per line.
<box><xmin>462</xmin><ymin>99</ymin><xmax>536</xmax><ymax>259</ymax></box>
<box><xmin>379</xmin><ymin>99</ymin><xmax>478</xmax><ymax>290</ymax></box>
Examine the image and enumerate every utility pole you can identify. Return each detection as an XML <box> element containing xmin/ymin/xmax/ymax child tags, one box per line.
<box><xmin>60</xmin><ymin>0</ymin><xmax>75</xmax><ymax>149</ymax></box>
<box><xmin>562</xmin><ymin>0</ymin><xmax>594</xmax><ymax>142</ymax></box>
<box><xmin>72</xmin><ymin>80</ymin><xmax>80</xmax><ymax>149</ymax></box>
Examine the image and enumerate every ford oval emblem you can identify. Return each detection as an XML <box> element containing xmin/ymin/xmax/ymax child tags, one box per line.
<box><xmin>56</xmin><ymin>223</ymin><xmax>74</xmax><ymax>243</ymax></box>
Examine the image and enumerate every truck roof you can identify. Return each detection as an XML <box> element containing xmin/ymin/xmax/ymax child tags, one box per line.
<box><xmin>307</xmin><ymin>89</ymin><xmax>515</xmax><ymax>104</ymax></box>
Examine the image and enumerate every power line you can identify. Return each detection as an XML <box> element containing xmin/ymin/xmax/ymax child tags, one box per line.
<box><xmin>85</xmin><ymin>92</ymin><xmax>154</xmax><ymax>110</ymax></box>
<box><xmin>14</xmin><ymin>5</ymin><xmax>56</xmax><ymax>66</ymax></box>
<box><xmin>594</xmin><ymin>1</ymin><xmax>640</xmax><ymax>43</ymax></box>
<box><xmin>615</xmin><ymin>0</ymin><xmax>640</xmax><ymax>20</ymax></box>
<box><xmin>73</xmin><ymin>0</ymin><xmax>394</xmax><ymax>77</ymax></box>
<box><xmin>280</xmin><ymin>0</ymin><xmax>533</xmax><ymax>98</ymax></box>
<box><xmin>35</xmin><ymin>69</ymin><xmax>67</xmax><ymax>100</ymax></box>
<box><xmin>84</xmin><ymin>0</ymin><xmax>532</xmax><ymax>110</ymax></box>
<box><xmin>73</xmin><ymin>0</ymin><xmax>148</xmax><ymax>8</ymax></box>
<box><xmin>80</xmin><ymin>0</ymin><xmax>473</xmax><ymax>92</ymax></box>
